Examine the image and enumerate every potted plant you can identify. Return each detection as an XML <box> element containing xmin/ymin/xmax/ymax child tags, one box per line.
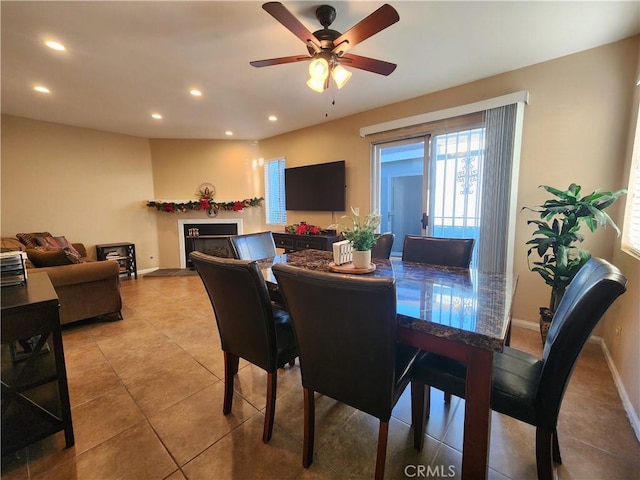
<box><xmin>330</xmin><ymin>207</ymin><xmax>381</xmax><ymax>268</ymax></box>
<box><xmin>524</xmin><ymin>183</ymin><xmax>626</xmax><ymax>342</ymax></box>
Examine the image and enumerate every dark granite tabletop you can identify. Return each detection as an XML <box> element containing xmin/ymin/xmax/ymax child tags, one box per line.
<box><xmin>259</xmin><ymin>249</ymin><xmax>518</xmax><ymax>351</ymax></box>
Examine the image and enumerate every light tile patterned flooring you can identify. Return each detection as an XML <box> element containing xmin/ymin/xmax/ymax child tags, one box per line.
<box><xmin>2</xmin><ymin>274</ymin><xmax>639</xmax><ymax>479</ymax></box>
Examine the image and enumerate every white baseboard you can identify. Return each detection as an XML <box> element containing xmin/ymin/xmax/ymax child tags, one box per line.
<box><xmin>512</xmin><ymin>317</ymin><xmax>640</xmax><ymax>442</ymax></box>
<box><xmin>511</xmin><ymin>318</ymin><xmax>601</xmax><ymax>344</ymax></box>
<box><xmin>601</xmin><ymin>340</ymin><xmax>640</xmax><ymax>442</ymax></box>
<box><xmin>137</xmin><ymin>267</ymin><xmax>158</xmax><ymax>276</ymax></box>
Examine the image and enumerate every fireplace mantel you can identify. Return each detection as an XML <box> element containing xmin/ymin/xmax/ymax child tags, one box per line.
<box><xmin>178</xmin><ymin>218</ymin><xmax>243</xmax><ymax>268</ymax></box>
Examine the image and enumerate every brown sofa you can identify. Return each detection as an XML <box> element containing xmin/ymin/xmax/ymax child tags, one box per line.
<box><xmin>1</xmin><ymin>235</ymin><xmax>122</xmax><ymax>325</ymax></box>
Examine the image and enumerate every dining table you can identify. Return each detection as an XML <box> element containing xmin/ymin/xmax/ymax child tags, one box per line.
<box><xmin>258</xmin><ymin>249</ymin><xmax>517</xmax><ymax>480</ymax></box>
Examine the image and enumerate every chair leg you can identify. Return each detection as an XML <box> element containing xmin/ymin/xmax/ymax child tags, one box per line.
<box><xmin>411</xmin><ymin>379</ymin><xmax>427</xmax><ymax>451</ymax></box>
<box><xmin>223</xmin><ymin>352</ymin><xmax>238</xmax><ymax>414</ymax></box>
<box><xmin>374</xmin><ymin>421</ymin><xmax>390</xmax><ymax>480</ymax></box>
<box><xmin>444</xmin><ymin>392</ymin><xmax>452</xmax><ymax>403</ymax></box>
<box><xmin>535</xmin><ymin>427</ymin><xmax>556</xmax><ymax>480</ymax></box>
<box><xmin>303</xmin><ymin>387</ymin><xmax>315</xmax><ymax>468</ymax></box>
<box><xmin>552</xmin><ymin>428</ymin><xmax>562</xmax><ymax>464</ymax></box>
<box><xmin>263</xmin><ymin>371</ymin><xmax>277</xmax><ymax>443</ymax></box>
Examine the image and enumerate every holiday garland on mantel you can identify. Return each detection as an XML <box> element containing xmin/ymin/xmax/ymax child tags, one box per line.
<box><xmin>147</xmin><ymin>183</ymin><xmax>262</xmax><ymax>217</ymax></box>
<box><xmin>147</xmin><ymin>197</ymin><xmax>263</xmax><ymax>213</ymax></box>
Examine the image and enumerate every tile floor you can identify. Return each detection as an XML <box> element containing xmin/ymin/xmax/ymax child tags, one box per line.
<box><xmin>2</xmin><ymin>274</ymin><xmax>639</xmax><ymax>479</ymax></box>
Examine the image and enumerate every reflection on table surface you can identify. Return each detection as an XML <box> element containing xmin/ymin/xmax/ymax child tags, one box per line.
<box><xmin>259</xmin><ymin>249</ymin><xmax>517</xmax><ymax>351</ymax></box>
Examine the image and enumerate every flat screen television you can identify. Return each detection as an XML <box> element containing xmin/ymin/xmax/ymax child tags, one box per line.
<box><xmin>285</xmin><ymin>160</ymin><xmax>346</xmax><ymax>211</ymax></box>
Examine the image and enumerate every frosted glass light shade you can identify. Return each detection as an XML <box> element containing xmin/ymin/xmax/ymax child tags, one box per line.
<box><xmin>308</xmin><ymin>58</ymin><xmax>329</xmax><ymax>80</ymax></box>
<box><xmin>306</xmin><ymin>76</ymin><xmax>326</xmax><ymax>93</ymax></box>
<box><xmin>331</xmin><ymin>64</ymin><xmax>352</xmax><ymax>89</ymax></box>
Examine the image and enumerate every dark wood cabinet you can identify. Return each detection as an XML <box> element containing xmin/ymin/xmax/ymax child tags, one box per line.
<box><xmin>272</xmin><ymin>232</ymin><xmax>342</xmax><ymax>253</ymax></box>
<box><xmin>1</xmin><ymin>272</ymin><xmax>74</xmax><ymax>455</ymax></box>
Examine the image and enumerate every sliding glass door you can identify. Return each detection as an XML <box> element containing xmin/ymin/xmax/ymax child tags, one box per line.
<box><xmin>374</xmin><ymin>138</ymin><xmax>427</xmax><ymax>257</ymax></box>
<box><xmin>373</xmin><ymin>127</ymin><xmax>485</xmax><ymax>262</ymax></box>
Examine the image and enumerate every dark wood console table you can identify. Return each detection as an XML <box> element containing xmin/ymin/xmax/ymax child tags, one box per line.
<box><xmin>272</xmin><ymin>231</ymin><xmax>342</xmax><ymax>253</ymax></box>
<box><xmin>1</xmin><ymin>272</ymin><xmax>74</xmax><ymax>455</ymax></box>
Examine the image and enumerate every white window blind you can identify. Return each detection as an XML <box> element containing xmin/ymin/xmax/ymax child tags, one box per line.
<box><xmin>264</xmin><ymin>158</ymin><xmax>287</xmax><ymax>225</ymax></box>
<box><xmin>624</xmin><ymin>152</ymin><xmax>640</xmax><ymax>258</ymax></box>
<box><xmin>622</xmin><ymin>104</ymin><xmax>640</xmax><ymax>259</ymax></box>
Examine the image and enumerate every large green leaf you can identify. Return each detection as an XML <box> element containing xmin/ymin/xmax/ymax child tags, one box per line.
<box><xmin>524</xmin><ymin>184</ymin><xmax>626</xmax><ymax>307</ymax></box>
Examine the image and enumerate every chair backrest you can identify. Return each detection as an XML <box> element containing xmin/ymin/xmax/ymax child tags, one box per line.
<box><xmin>272</xmin><ymin>263</ymin><xmax>399</xmax><ymax>420</ymax></box>
<box><xmin>190</xmin><ymin>251</ymin><xmax>279</xmax><ymax>371</ymax></box>
<box><xmin>401</xmin><ymin>235</ymin><xmax>475</xmax><ymax>267</ymax></box>
<box><xmin>229</xmin><ymin>231</ymin><xmax>277</xmax><ymax>260</ymax></box>
<box><xmin>536</xmin><ymin>257</ymin><xmax>627</xmax><ymax>428</ymax></box>
<box><xmin>371</xmin><ymin>232</ymin><xmax>395</xmax><ymax>259</ymax></box>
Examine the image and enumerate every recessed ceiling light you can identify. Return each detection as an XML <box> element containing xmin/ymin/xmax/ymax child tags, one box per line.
<box><xmin>151</xmin><ymin>113</ymin><xmax>162</xmax><ymax>120</ymax></box>
<box><xmin>190</xmin><ymin>89</ymin><xmax>202</xmax><ymax>97</ymax></box>
<box><xmin>33</xmin><ymin>86</ymin><xmax>50</xmax><ymax>93</ymax></box>
<box><xmin>225</xmin><ymin>131</ymin><xmax>233</xmax><ymax>136</ymax></box>
<box><xmin>45</xmin><ymin>40</ymin><xmax>65</xmax><ymax>51</ymax></box>
<box><xmin>268</xmin><ymin>115</ymin><xmax>277</xmax><ymax>122</ymax></box>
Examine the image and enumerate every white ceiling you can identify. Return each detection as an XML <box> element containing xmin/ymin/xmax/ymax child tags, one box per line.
<box><xmin>2</xmin><ymin>1</ymin><xmax>638</xmax><ymax>140</ymax></box>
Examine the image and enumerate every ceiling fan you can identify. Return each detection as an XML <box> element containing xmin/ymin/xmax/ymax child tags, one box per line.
<box><xmin>250</xmin><ymin>2</ymin><xmax>399</xmax><ymax>92</ymax></box>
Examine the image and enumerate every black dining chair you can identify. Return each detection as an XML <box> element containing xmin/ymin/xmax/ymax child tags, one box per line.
<box><xmin>272</xmin><ymin>263</ymin><xmax>423</xmax><ymax>480</ymax></box>
<box><xmin>229</xmin><ymin>231</ymin><xmax>277</xmax><ymax>261</ymax></box>
<box><xmin>189</xmin><ymin>251</ymin><xmax>298</xmax><ymax>443</ymax></box>
<box><xmin>229</xmin><ymin>231</ymin><xmax>285</xmax><ymax>305</ymax></box>
<box><xmin>410</xmin><ymin>257</ymin><xmax>627</xmax><ymax>480</ymax></box>
<box><xmin>371</xmin><ymin>232</ymin><xmax>395</xmax><ymax>259</ymax></box>
<box><xmin>402</xmin><ymin>234</ymin><xmax>477</xmax><ymax>402</ymax></box>
<box><xmin>401</xmin><ymin>235</ymin><xmax>475</xmax><ymax>267</ymax></box>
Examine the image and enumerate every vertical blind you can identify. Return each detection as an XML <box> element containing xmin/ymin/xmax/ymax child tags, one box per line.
<box><xmin>477</xmin><ymin>103</ymin><xmax>517</xmax><ymax>273</ymax></box>
<box><xmin>264</xmin><ymin>158</ymin><xmax>287</xmax><ymax>225</ymax></box>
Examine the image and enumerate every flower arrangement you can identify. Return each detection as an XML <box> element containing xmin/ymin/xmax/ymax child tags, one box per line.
<box><xmin>286</xmin><ymin>221</ymin><xmax>322</xmax><ymax>235</ymax></box>
<box><xmin>329</xmin><ymin>207</ymin><xmax>381</xmax><ymax>251</ymax></box>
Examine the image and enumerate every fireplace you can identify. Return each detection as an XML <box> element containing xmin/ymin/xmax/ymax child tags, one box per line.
<box><xmin>178</xmin><ymin>219</ymin><xmax>243</xmax><ymax>268</ymax></box>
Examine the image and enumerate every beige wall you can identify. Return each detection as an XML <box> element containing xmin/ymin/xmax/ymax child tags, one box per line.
<box><xmin>0</xmin><ymin>115</ymin><xmax>159</xmax><ymax>270</ymax></box>
<box><xmin>148</xmin><ymin>139</ymin><xmax>265</xmax><ymax>267</ymax></box>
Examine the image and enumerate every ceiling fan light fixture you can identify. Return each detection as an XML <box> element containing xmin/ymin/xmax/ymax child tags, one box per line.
<box><xmin>308</xmin><ymin>57</ymin><xmax>329</xmax><ymax>80</ymax></box>
<box><xmin>331</xmin><ymin>64</ymin><xmax>352</xmax><ymax>89</ymax></box>
<box><xmin>306</xmin><ymin>76</ymin><xmax>326</xmax><ymax>93</ymax></box>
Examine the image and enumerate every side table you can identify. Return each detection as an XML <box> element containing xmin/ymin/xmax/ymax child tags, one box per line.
<box><xmin>1</xmin><ymin>272</ymin><xmax>74</xmax><ymax>455</ymax></box>
<box><xmin>96</xmin><ymin>242</ymin><xmax>137</xmax><ymax>279</ymax></box>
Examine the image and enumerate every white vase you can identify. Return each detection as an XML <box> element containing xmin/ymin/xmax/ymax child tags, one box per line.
<box><xmin>352</xmin><ymin>250</ymin><xmax>371</xmax><ymax>269</ymax></box>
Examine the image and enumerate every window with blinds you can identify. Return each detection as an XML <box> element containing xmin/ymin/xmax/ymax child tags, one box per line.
<box><xmin>623</xmin><ymin>156</ymin><xmax>640</xmax><ymax>258</ymax></box>
<box><xmin>264</xmin><ymin>158</ymin><xmax>287</xmax><ymax>225</ymax></box>
<box><xmin>623</xmin><ymin>108</ymin><xmax>640</xmax><ymax>260</ymax></box>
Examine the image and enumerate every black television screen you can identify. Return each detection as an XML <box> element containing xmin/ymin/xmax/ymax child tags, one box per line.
<box><xmin>285</xmin><ymin>161</ymin><xmax>346</xmax><ymax>211</ymax></box>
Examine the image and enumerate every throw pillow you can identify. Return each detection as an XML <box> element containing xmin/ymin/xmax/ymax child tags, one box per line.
<box><xmin>36</xmin><ymin>236</ymin><xmax>82</xmax><ymax>260</ymax></box>
<box><xmin>26</xmin><ymin>248</ymin><xmax>73</xmax><ymax>267</ymax></box>
<box><xmin>16</xmin><ymin>232</ymin><xmax>53</xmax><ymax>249</ymax></box>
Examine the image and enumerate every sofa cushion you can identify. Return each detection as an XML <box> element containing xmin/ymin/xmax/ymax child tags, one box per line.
<box><xmin>16</xmin><ymin>232</ymin><xmax>53</xmax><ymax>249</ymax></box>
<box><xmin>26</xmin><ymin>248</ymin><xmax>74</xmax><ymax>267</ymax></box>
<box><xmin>1</xmin><ymin>237</ymin><xmax>25</xmax><ymax>252</ymax></box>
<box><xmin>35</xmin><ymin>236</ymin><xmax>82</xmax><ymax>262</ymax></box>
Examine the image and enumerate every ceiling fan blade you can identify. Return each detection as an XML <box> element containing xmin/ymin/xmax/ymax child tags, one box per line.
<box><xmin>332</xmin><ymin>4</ymin><xmax>399</xmax><ymax>55</ymax></box>
<box><xmin>262</xmin><ymin>2</ymin><xmax>318</xmax><ymax>45</ymax></box>
<box><xmin>339</xmin><ymin>53</ymin><xmax>397</xmax><ymax>76</ymax></box>
<box><xmin>250</xmin><ymin>55</ymin><xmax>310</xmax><ymax>68</ymax></box>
